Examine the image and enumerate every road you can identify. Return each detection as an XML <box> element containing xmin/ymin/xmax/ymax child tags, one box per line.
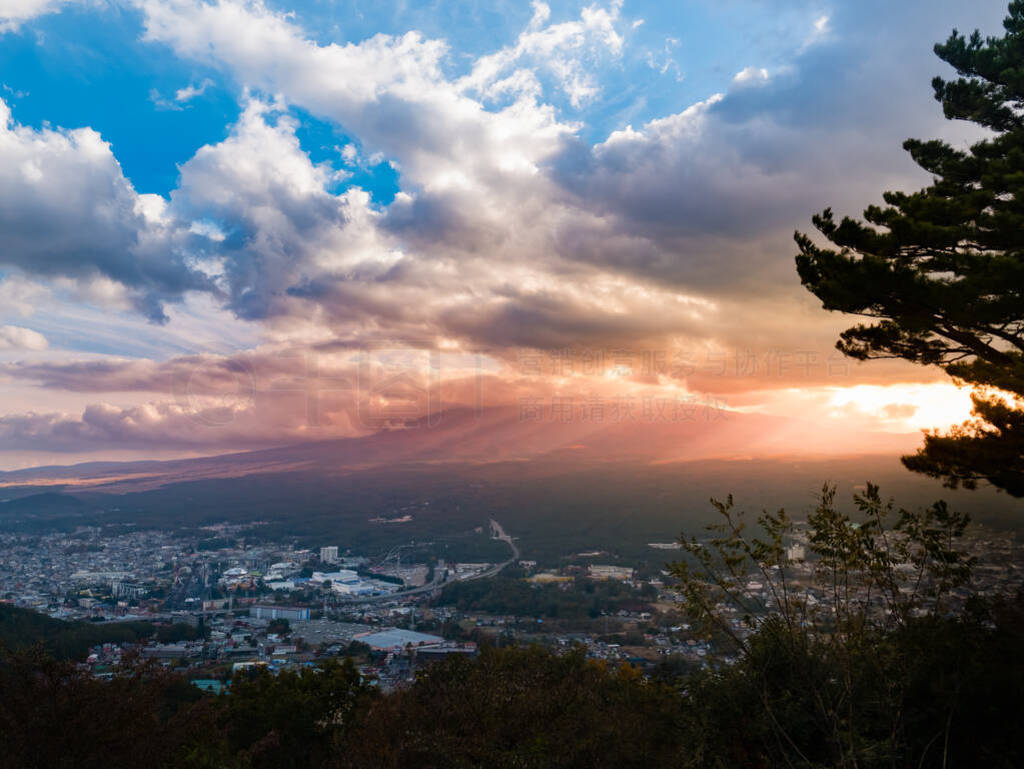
<box><xmin>480</xmin><ymin>518</ymin><xmax>519</xmax><ymax>574</ymax></box>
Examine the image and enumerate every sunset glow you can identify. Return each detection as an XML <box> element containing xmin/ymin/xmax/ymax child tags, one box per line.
<box><xmin>0</xmin><ymin>0</ymin><xmax>1010</xmax><ymax>469</ymax></box>
<box><xmin>825</xmin><ymin>383</ymin><xmax>977</xmax><ymax>432</ymax></box>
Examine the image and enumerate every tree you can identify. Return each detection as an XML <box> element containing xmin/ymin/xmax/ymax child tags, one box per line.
<box><xmin>266</xmin><ymin>618</ymin><xmax>290</xmax><ymax>636</ymax></box>
<box><xmin>665</xmin><ymin>486</ymin><xmax>1024</xmax><ymax>769</ymax></box>
<box><xmin>670</xmin><ymin>485</ymin><xmax>974</xmax><ymax>665</ymax></box>
<box><xmin>795</xmin><ymin>2</ymin><xmax>1024</xmax><ymax>495</ymax></box>
<box><xmin>224</xmin><ymin>658</ymin><xmax>372</xmax><ymax>769</ymax></box>
<box><xmin>0</xmin><ymin>647</ymin><xmax>221</xmax><ymax>769</ymax></box>
<box><xmin>334</xmin><ymin>645</ymin><xmax>686</xmax><ymax>769</ymax></box>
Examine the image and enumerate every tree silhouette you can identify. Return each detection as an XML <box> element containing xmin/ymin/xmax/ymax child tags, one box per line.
<box><xmin>796</xmin><ymin>1</ymin><xmax>1024</xmax><ymax>495</ymax></box>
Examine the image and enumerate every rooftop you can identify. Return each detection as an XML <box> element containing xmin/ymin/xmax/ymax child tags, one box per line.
<box><xmin>355</xmin><ymin>628</ymin><xmax>445</xmax><ymax>650</ymax></box>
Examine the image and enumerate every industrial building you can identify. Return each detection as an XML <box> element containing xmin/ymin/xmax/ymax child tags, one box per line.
<box><xmin>354</xmin><ymin>628</ymin><xmax>445</xmax><ymax>651</ymax></box>
<box><xmin>252</xmin><ymin>605</ymin><xmax>311</xmax><ymax>621</ymax></box>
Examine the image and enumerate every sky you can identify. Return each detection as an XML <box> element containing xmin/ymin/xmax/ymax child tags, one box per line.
<box><xmin>0</xmin><ymin>0</ymin><xmax>1008</xmax><ymax>469</ymax></box>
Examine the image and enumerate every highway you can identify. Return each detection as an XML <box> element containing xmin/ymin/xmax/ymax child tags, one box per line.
<box><xmin>481</xmin><ymin>518</ymin><xmax>519</xmax><ymax>573</ymax></box>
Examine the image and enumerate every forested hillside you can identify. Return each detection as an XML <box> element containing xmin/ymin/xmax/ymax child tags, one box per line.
<box><xmin>0</xmin><ymin>604</ymin><xmax>155</xmax><ymax>660</ymax></box>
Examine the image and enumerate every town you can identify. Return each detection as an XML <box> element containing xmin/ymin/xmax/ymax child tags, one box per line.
<box><xmin>3</xmin><ymin>510</ymin><xmax>1022</xmax><ymax>691</ymax></box>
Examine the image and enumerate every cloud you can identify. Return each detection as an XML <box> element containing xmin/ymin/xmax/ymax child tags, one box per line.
<box><xmin>545</xmin><ymin>0</ymin><xmax>1006</xmax><ymax>300</ymax></box>
<box><xmin>156</xmin><ymin>91</ymin><xmax>717</xmax><ymax>353</ymax></box>
<box><xmin>459</xmin><ymin>0</ymin><xmax>627</xmax><ymax>107</ymax></box>
<box><xmin>883</xmin><ymin>403</ymin><xmax>917</xmax><ymax>420</ymax></box>
<box><xmin>170</xmin><ymin>99</ymin><xmax>370</xmax><ymax>321</ymax></box>
<box><xmin>175</xmin><ymin>76</ymin><xmax>213</xmax><ymax>103</ymax></box>
<box><xmin>118</xmin><ymin>0</ymin><xmax>1004</xmax><ymax>360</ymax></box>
<box><xmin>804</xmin><ymin>14</ymin><xmax>832</xmax><ymax>48</ymax></box>
<box><xmin>3</xmin><ymin>354</ymin><xmax>255</xmax><ymax>392</ymax></box>
<box><xmin>135</xmin><ymin>0</ymin><xmax>581</xmax><ymax>200</ymax></box>
<box><xmin>0</xmin><ymin>0</ymin><xmax>76</xmax><ymax>32</ymax></box>
<box><xmin>4</xmin><ymin>0</ymin><xmax>1006</xmax><ymax>351</ymax></box>
<box><xmin>732</xmin><ymin>66</ymin><xmax>769</xmax><ymax>87</ymax></box>
<box><xmin>644</xmin><ymin>36</ymin><xmax>682</xmax><ymax>80</ymax></box>
<box><xmin>0</xmin><ymin>342</ymin><xmax>960</xmax><ymax>456</ymax></box>
<box><xmin>127</xmin><ymin>1</ymin><xmax>785</xmax><ymax>355</ymax></box>
<box><xmin>0</xmin><ymin>99</ymin><xmax>213</xmax><ymax>321</ymax></box>
<box><xmin>0</xmin><ymin>346</ymin><xmax>500</xmax><ymax>449</ymax></box>
<box><xmin>0</xmin><ymin>275</ymin><xmax>49</xmax><ymax>318</ymax></box>
<box><xmin>0</xmin><ymin>401</ymin><xmax>281</xmax><ymax>451</ymax></box>
<box><xmin>2</xmin><ymin>327</ymin><xmax>944</xmax><ymax>414</ymax></box>
<box><xmin>151</xmin><ymin>77</ymin><xmax>214</xmax><ymax>110</ymax></box>
<box><xmin>0</xmin><ymin>0</ymin><xmax>1010</xmax><ymax>462</ymax></box>
<box><xmin>0</xmin><ymin>325</ymin><xmax>47</xmax><ymax>351</ymax></box>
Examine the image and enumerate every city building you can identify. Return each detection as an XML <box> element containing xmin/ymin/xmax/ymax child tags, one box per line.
<box><xmin>311</xmin><ymin>570</ymin><xmax>359</xmax><ymax>585</ymax></box>
<box><xmin>252</xmin><ymin>605</ymin><xmax>311</xmax><ymax>621</ymax></box>
<box><xmin>415</xmin><ymin>643</ymin><xmax>478</xmax><ymax>663</ymax></box>
<box><xmin>355</xmin><ymin>628</ymin><xmax>445</xmax><ymax>651</ymax></box>
<box><xmin>112</xmin><ymin>580</ymin><xmax>147</xmax><ymax>600</ymax></box>
<box><xmin>320</xmin><ymin>546</ymin><xmax>339</xmax><ymax>564</ymax></box>
<box><xmin>588</xmin><ymin>565</ymin><xmax>634</xmax><ymax>581</ymax></box>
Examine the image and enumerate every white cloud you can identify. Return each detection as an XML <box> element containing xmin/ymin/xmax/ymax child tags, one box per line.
<box><xmin>340</xmin><ymin>143</ymin><xmax>358</xmax><ymax>163</ymax></box>
<box><xmin>170</xmin><ymin>98</ymin><xmax>400</xmax><ymax>322</ymax></box>
<box><xmin>0</xmin><ymin>325</ymin><xmax>47</xmax><ymax>350</ymax></box>
<box><xmin>645</xmin><ymin>36</ymin><xmax>682</xmax><ymax>80</ymax></box>
<box><xmin>732</xmin><ymin>65</ymin><xmax>769</xmax><ymax>87</ymax></box>
<box><xmin>128</xmin><ymin>2</ymin><xmax>645</xmax><ymax>349</ymax></box>
<box><xmin>150</xmin><ymin>77</ymin><xmax>215</xmax><ymax>110</ymax></box>
<box><xmin>175</xmin><ymin>76</ymin><xmax>213</xmax><ymax>103</ymax></box>
<box><xmin>136</xmin><ymin>0</ymin><xmax>578</xmax><ymax>191</ymax></box>
<box><xmin>804</xmin><ymin>14</ymin><xmax>832</xmax><ymax>48</ymax></box>
<box><xmin>459</xmin><ymin>0</ymin><xmax>627</xmax><ymax>107</ymax></box>
<box><xmin>0</xmin><ymin>0</ymin><xmax>76</xmax><ymax>32</ymax></box>
<box><xmin>0</xmin><ymin>275</ymin><xmax>48</xmax><ymax>317</ymax></box>
<box><xmin>2</xmin><ymin>0</ymin><xmax>992</xmax><ymax>357</ymax></box>
<box><xmin>0</xmin><ymin>98</ymin><xmax>211</xmax><ymax>321</ymax></box>
<box><xmin>121</xmin><ymin>0</ymin><xmax>978</xmax><ymax>362</ymax></box>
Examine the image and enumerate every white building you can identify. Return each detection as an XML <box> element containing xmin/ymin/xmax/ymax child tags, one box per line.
<box><xmin>786</xmin><ymin>543</ymin><xmax>806</xmax><ymax>562</ymax></box>
<box><xmin>267</xmin><ymin>561</ymin><xmax>299</xmax><ymax>577</ymax></box>
<box><xmin>311</xmin><ymin>569</ymin><xmax>359</xmax><ymax>585</ymax></box>
<box><xmin>252</xmin><ymin>605</ymin><xmax>310</xmax><ymax>621</ymax></box>
<box><xmin>588</xmin><ymin>565</ymin><xmax>634</xmax><ymax>581</ymax></box>
<box><xmin>331</xmin><ymin>582</ymin><xmax>376</xmax><ymax>596</ymax></box>
<box><xmin>355</xmin><ymin>628</ymin><xmax>445</xmax><ymax>651</ymax></box>
<box><xmin>320</xmin><ymin>546</ymin><xmax>339</xmax><ymax>564</ymax></box>
<box><xmin>265</xmin><ymin>580</ymin><xmax>296</xmax><ymax>591</ymax></box>
<box><xmin>112</xmin><ymin>581</ymin><xmax>147</xmax><ymax>599</ymax></box>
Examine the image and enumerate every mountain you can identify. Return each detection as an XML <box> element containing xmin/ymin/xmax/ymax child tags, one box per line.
<box><xmin>3</xmin><ymin>408</ymin><xmax>1019</xmax><ymax>562</ymax></box>
<box><xmin>0</xmin><ymin>405</ymin><xmax>917</xmax><ymax>495</ymax></box>
<box><xmin>0</xmin><ymin>406</ymin><xmax>916</xmax><ymax>494</ymax></box>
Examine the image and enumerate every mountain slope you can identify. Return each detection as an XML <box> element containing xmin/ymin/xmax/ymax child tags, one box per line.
<box><xmin>0</xmin><ymin>406</ymin><xmax>916</xmax><ymax>493</ymax></box>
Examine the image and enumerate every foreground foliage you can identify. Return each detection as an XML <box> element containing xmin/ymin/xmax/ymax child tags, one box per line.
<box><xmin>678</xmin><ymin>606</ymin><xmax>1024</xmax><ymax>769</ymax></box>
<box><xmin>1</xmin><ymin>605</ymin><xmax>1021</xmax><ymax>768</ymax></box>
<box><xmin>336</xmin><ymin>646</ymin><xmax>684</xmax><ymax>769</ymax></box>
<box><xmin>670</xmin><ymin>484</ymin><xmax>1022</xmax><ymax>768</ymax></box>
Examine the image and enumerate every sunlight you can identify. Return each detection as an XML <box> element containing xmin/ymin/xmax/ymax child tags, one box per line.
<box><xmin>826</xmin><ymin>382</ymin><xmax>976</xmax><ymax>432</ymax></box>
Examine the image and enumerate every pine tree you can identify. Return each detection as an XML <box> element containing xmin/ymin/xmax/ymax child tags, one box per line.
<box><xmin>796</xmin><ymin>2</ymin><xmax>1024</xmax><ymax>495</ymax></box>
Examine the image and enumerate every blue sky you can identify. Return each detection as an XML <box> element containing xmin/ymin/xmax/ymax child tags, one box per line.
<box><xmin>0</xmin><ymin>0</ymin><xmax>1010</xmax><ymax>465</ymax></box>
<box><xmin>0</xmin><ymin>0</ymin><xmax>833</xmax><ymax>198</ymax></box>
